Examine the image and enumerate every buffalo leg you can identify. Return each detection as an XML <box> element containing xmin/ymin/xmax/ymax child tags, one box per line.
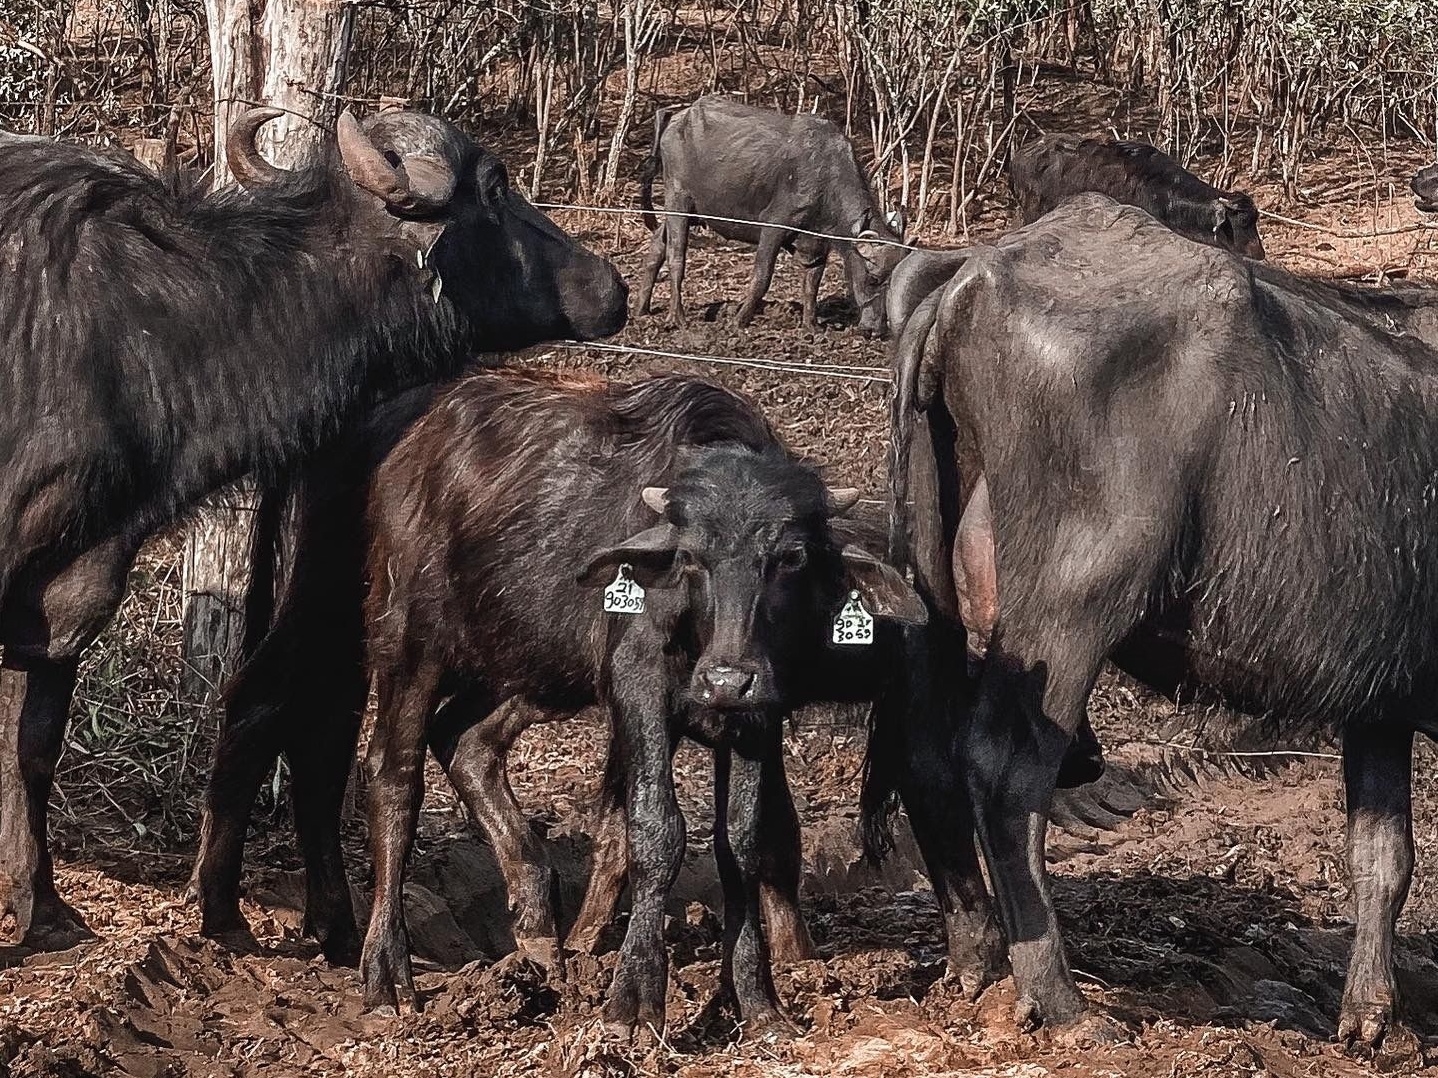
<box><xmin>287</xmin><ymin>709</ymin><xmax>364</xmax><ymax>964</ymax></box>
<box><xmin>799</xmin><ymin>256</ymin><xmax>826</xmax><ymax>328</ymax></box>
<box><xmin>754</xmin><ymin>737</ymin><xmax>815</xmax><ymax>963</ymax></box>
<box><xmin>966</xmin><ymin>622</ymin><xmax>1111</xmax><ymax>1032</ymax></box>
<box><xmin>0</xmin><ymin>538</ymin><xmax>135</xmax><ymax>946</ymax></box>
<box><xmin>713</xmin><ymin>736</ymin><xmax>790</xmax><ymax>1036</ymax></box>
<box><xmin>900</xmin><ymin>736</ymin><xmax>1005</xmax><ymax>996</ymax></box>
<box><xmin>634</xmin><ymin>223</ymin><xmax>667</xmax><ymax>317</ymax></box>
<box><xmin>1337</xmin><ymin>723</ymin><xmax>1415</xmax><ymax>1049</ymax></box>
<box><xmin>428</xmin><ymin>693</ymin><xmax>564</xmax><ymax>969</ymax></box>
<box><xmin>566</xmin><ymin>732</ymin><xmax>628</xmax><ymax>953</ymax></box>
<box><xmin>0</xmin><ymin>660</ymin><xmax>88</xmax><ymax>947</ymax></box>
<box><xmin>361</xmin><ymin>659</ymin><xmax>442</xmax><ymax>1013</ymax></box>
<box><xmin>604</xmin><ymin>686</ymin><xmax>683</xmax><ymax>1038</ymax></box>
<box><xmin>664</xmin><ymin>196</ymin><xmax>693</xmax><ymax>329</ymax></box>
<box><xmin>193</xmin><ymin>678</ymin><xmax>285</xmax><ymax>949</ymax></box>
<box><xmin>736</xmin><ymin>229</ymin><xmax>785</xmax><ymax>328</ymax></box>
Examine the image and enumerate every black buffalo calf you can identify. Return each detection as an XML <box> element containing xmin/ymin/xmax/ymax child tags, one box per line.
<box><xmin>357</xmin><ymin>371</ymin><xmax>928</xmax><ymax>1037</ymax></box>
<box><xmin>1010</xmin><ymin>133</ymin><xmax>1265</xmax><ymax>259</ymax></box>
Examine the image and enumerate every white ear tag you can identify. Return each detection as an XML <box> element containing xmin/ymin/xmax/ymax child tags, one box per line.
<box><xmin>603</xmin><ymin>563</ymin><xmax>646</xmax><ymax>615</ymax></box>
<box><xmin>832</xmin><ymin>590</ymin><xmax>874</xmax><ymax>646</ymax></box>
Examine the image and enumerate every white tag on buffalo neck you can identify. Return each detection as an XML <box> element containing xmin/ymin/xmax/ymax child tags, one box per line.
<box><xmin>603</xmin><ymin>563</ymin><xmax>645</xmax><ymax>615</ymax></box>
<box><xmin>832</xmin><ymin>590</ymin><xmax>874</xmax><ymax>646</ymax></box>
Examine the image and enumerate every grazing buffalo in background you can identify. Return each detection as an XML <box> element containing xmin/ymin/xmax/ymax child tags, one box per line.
<box><xmin>1415</xmin><ymin>164</ymin><xmax>1438</xmax><ymax>212</ymax></box>
<box><xmin>0</xmin><ymin>107</ymin><xmax>627</xmax><ymax>948</ymax></box>
<box><xmin>1010</xmin><ymin>133</ymin><xmax>1266</xmax><ymax>259</ymax></box>
<box><xmin>635</xmin><ymin>95</ymin><xmax>907</xmax><ymax>335</ymax></box>
<box><xmin>887</xmin><ymin>192</ymin><xmax>1438</xmax><ymax>1049</ymax></box>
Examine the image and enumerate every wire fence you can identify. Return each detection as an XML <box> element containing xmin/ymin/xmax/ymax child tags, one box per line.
<box><xmin>549</xmin><ymin>340</ymin><xmax>892</xmax><ymax>383</ymax></box>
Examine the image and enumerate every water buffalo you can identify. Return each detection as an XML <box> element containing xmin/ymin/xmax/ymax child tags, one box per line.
<box><xmin>191</xmin><ymin>369</ymin><xmax>941</xmax><ymax>1037</ymax></box>
<box><xmin>1010</xmin><ymin>133</ymin><xmax>1265</xmax><ymax>259</ymax></box>
<box><xmin>634</xmin><ymin>95</ymin><xmax>906</xmax><ymax>335</ymax></box>
<box><xmin>0</xmin><ymin>108</ymin><xmax>627</xmax><ymax>947</ymax></box>
<box><xmin>359</xmin><ymin>370</ymin><xmax>927</xmax><ymax>1036</ymax></box>
<box><xmin>884</xmin><ymin>245</ymin><xmax>1106</xmax><ymax>790</ymax></box>
<box><xmin>1414</xmin><ymin>164</ymin><xmax>1438</xmax><ymax>212</ymax></box>
<box><xmin>889</xmin><ymin>193</ymin><xmax>1438</xmax><ymax>1049</ymax></box>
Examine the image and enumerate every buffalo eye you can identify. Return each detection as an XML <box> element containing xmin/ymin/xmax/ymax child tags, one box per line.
<box><xmin>773</xmin><ymin>546</ymin><xmax>808</xmax><ymax>573</ymax></box>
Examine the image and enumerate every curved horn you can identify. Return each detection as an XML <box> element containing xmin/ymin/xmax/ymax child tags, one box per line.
<box><xmin>826</xmin><ymin>487</ymin><xmax>862</xmax><ymax>515</ymax></box>
<box><xmin>336</xmin><ymin>110</ymin><xmax>411</xmax><ymax>207</ymax></box>
<box><xmin>641</xmin><ymin>487</ymin><xmax>670</xmax><ymax>514</ymax></box>
<box><xmin>226</xmin><ymin>107</ymin><xmax>286</xmax><ymax>188</ymax></box>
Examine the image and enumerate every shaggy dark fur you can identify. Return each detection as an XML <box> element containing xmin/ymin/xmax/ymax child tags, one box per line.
<box><xmin>0</xmin><ymin>111</ymin><xmax>627</xmax><ymax>947</ymax></box>
<box><xmin>887</xmin><ymin>192</ymin><xmax>1438</xmax><ymax>1048</ymax></box>
<box><xmin>635</xmin><ymin>94</ymin><xmax>905</xmax><ymax>334</ymax></box>
<box><xmin>194</xmin><ymin>370</ymin><xmax>941</xmax><ymax>1038</ymax></box>
<box><xmin>1010</xmin><ymin>133</ymin><xmax>1266</xmax><ymax>259</ymax></box>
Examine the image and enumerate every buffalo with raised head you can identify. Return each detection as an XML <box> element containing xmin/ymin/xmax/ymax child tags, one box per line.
<box><xmin>0</xmin><ymin>108</ymin><xmax>627</xmax><ymax>948</ymax></box>
<box><xmin>1010</xmin><ymin>133</ymin><xmax>1266</xmax><ymax>259</ymax></box>
<box><xmin>889</xmin><ymin>193</ymin><xmax>1438</xmax><ymax>1049</ymax></box>
<box><xmin>635</xmin><ymin>95</ymin><xmax>906</xmax><ymax>335</ymax></box>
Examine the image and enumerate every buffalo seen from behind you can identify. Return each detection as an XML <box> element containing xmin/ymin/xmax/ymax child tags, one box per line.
<box><xmin>0</xmin><ymin>107</ymin><xmax>627</xmax><ymax>949</ymax></box>
<box><xmin>1010</xmin><ymin>133</ymin><xmax>1266</xmax><ymax>259</ymax></box>
<box><xmin>187</xmin><ymin>368</ymin><xmax>1037</xmax><ymax>1039</ymax></box>
<box><xmin>889</xmin><ymin>192</ymin><xmax>1438</xmax><ymax>1049</ymax></box>
<box><xmin>636</xmin><ymin>94</ymin><xmax>907</xmax><ymax>335</ymax></box>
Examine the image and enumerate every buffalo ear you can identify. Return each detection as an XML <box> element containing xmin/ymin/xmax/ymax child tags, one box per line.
<box><xmin>577</xmin><ymin>524</ymin><xmax>682</xmax><ymax>588</ymax></box>
<box><xmin>1213</xmin><ymin>197</ymin><xmax>1239</xmax><ymax>231</ymax></box>
<box><xmin>840</xmin><ymin>544</ymin><xmax>927</xmax><ymax>624</ymax></box>
<box><xmin>854</xmin><ymin>228</ymin><xmax>887</xmax><ymax>268</ymax></box>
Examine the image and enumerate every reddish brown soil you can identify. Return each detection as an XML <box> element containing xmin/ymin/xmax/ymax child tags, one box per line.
<box><xmin>3</xmin><ymin>148</ymin><xmax>1437</xmax><ymax>1077</ymax></box>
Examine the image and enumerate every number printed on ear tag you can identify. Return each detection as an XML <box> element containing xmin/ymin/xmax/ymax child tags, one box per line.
<box><xmin>832</xmin><ymin>590</ymin><xmax>874</xmax><ymax>645</ymax></box>
<box><xmin>603</xmin><ymin>563</ymin><xmax>646</xmax><ymax>615</ymax></box>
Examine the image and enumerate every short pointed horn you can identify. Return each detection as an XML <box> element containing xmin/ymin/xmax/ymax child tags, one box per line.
<box><xmin>826</xmin><ymin>487</ymin><xmax>862</xmax><ymax>514</ymax></box>
<box><xmin>641</xmin><ymin>487</ymin><xmax>670</xmax><ymax>513</ymax></box>
<box><xmin>226</xmin><ymin>107</ymin><xmax>286</xmax><ymax>188</ymax></box>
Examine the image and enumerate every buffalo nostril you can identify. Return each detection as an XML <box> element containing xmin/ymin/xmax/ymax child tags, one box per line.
<box><xmin>699</xmin><ymin>665</ymin><xmax>755</xmax><ymax>700</ymax></box>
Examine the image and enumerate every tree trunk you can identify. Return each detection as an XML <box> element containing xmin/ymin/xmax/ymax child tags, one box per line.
<box><xmin>184</xmin><ymin>0</ymin><xmax>353</xmax><ymax>701</ymax></box>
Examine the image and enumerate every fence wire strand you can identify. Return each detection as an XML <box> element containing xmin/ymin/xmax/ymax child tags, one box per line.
<box><xmin>548</xmin><ymin>340</ymin><xmax>893</xmax><ymax>383</ymax></box>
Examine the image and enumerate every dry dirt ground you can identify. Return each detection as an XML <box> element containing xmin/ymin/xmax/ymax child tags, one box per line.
<box><xmin>3</xmin><ymin>150</ymin><xmax>1438</xmax><ymax>1078</ymax></box>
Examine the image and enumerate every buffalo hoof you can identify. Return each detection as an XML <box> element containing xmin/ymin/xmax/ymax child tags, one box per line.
<box><xmin>361</xmin><ymin>934</ymin><xmax>417</xmax><ymax>1016</ymax></box>
<box><xmin>513</xmin><ymin>934</ymin><xmax>565</xmax><ymax>978</ymax></box>
<box><xmin>1338</xmin><ymin>997</ymin><xmax>1414</xmax><ymax>1054</ymax></box>
<box><xmin>25</xmin><ymin>895</ymin><xmax>94</xmax><ymax>952</ymax></box>
<box><xmin>741</xmin><ymin>1006</ymin><xmax>800</xmax><ymax>1045</ymax></box>
<box><xmin>602</xmin><ymin>972</ymin><xmax>666</xmax><ymax>1044</ymax></box>
<box><xmin>0</xmin><ymin>875</ymin><xmax>35</xmax><ymax>947</ymax></box>
<box><xmin>206</xmin><ymin>924</ymin><xmax>262</xmax><ymax>956</ymax></box>
<box><xmin>1047</xmin><ymin>1011</ymin><xmax>1129</xmax><ymax>1048</ymax></box>
<box><xmin>313</xmin><ymin>922</ymin><xmax>362</xmax><ymax>968</ymax></box>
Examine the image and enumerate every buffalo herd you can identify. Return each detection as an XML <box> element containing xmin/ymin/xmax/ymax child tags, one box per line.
<box><xmin>1</xmin><ymin>92</ymin><xmax>1437</xmax><ymax>1055</ymax></box>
